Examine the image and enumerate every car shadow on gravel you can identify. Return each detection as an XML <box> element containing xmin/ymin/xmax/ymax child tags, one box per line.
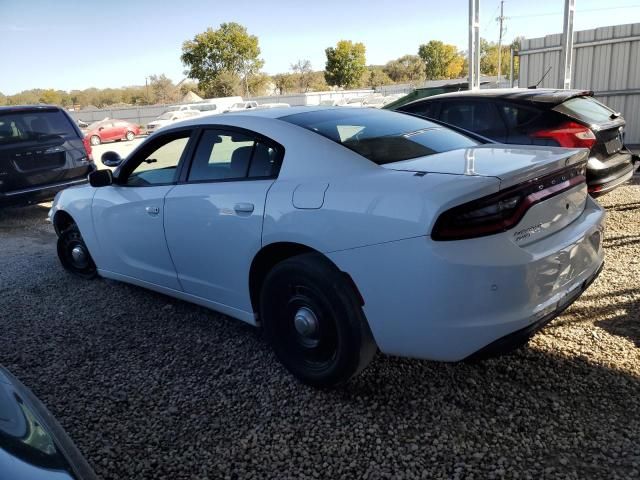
<box><xmin>0</xmin><ymin>203</ymin><xmax>51</xmax><ymax>228</ymax></box>
<box><xmin>549</xmin><ymin>288</ymin><xmax>640</xmax><ymax>347</ymax></box>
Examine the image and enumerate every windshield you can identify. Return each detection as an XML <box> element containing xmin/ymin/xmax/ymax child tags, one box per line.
<box><xmin>281</xmin><ymin>109</ymin><xmax>478</xmax><ymax>165</ymax></box>
<box><xmin>0</xmin><ymin>110</ymin><xmax>77</xmax><ymax>145</ymax></box>
<box><xmin>157</xmin><ymin>112</ymin><xmax>176</xmax><ymax>120</ymax></box>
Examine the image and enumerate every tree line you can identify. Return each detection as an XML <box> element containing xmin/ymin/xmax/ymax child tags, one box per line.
<box><xmin>0</xmin><ymin>22</ymin><xmax>521</xmax><ymax>108</ymax></box>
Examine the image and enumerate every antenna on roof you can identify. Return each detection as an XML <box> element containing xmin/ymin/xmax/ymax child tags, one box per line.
<box><xmin>529</xmin><ymin>66</ymin><xmax>553</xmax><ymax>89</ymax></box>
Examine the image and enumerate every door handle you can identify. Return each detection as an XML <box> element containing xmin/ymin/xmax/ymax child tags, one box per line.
<box><xmin>145</xmin><ymin>206</ymin><xmax>160</xmax><ymax>216</ymax></box>
<box><xmin>234</xmin><ymin>202</ymin><xmax>254</xmax><ymax>213</ymax></box>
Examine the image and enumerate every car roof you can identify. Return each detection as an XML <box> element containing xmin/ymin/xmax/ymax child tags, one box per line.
<box><xmin>414</xmin><ymin>88</ymin><xmax>594</xmax><ymax>105</ymax></box>
<box><xmin>0</xmin><ymin>104</ymin><xmax>62</xmax><ymax>114</ymax></box>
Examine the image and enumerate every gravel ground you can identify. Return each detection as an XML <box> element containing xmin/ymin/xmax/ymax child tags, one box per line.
<box><xmin>0</xmin><ymin>179</ymin><xmax>639</xmax><ymax>480</ymax></box>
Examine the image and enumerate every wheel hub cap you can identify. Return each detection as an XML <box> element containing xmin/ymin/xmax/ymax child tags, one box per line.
<box><xmin>294</xmin><ymin>307</ymin><xmax>319</xmax><ymax>338</ymax></box>
<box><xmin>71</xmin><ymin>245</ymin><xmax>87</xmax><ymax>265</ymax></box>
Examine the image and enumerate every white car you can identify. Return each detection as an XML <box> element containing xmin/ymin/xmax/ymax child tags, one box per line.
<box><xmin>146</xmin><ymin>109</ymin><xmax>200</xmax><ymax>134</ymax></box>
<box><xmin>224</xmin><ymin>101</ymin><xmax>259</xmax><ymax>112</ymax></box>
<box><xmin>49</xmin><ymin>107</ymin><xmax>605</xmax><ymax>387</ymax></box>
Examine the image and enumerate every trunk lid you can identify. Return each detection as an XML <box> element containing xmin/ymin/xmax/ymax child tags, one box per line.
<box><xmin>384</xmin><ymin>144</ymin><xmax>589</xmax><ymax>189</ymax></box>
<box><xmin>388</xmin><ymin>145</ymin><xmax>590</xmax><ymax>244</ymax></box>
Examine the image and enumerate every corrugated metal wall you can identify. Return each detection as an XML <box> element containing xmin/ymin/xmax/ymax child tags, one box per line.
<box><xmin>519</xmin><ymin>23</ymin><xmax>640</xmax><ymax>144</ymax></box>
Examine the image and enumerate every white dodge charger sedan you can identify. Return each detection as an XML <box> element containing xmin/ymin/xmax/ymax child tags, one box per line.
<box><xmin>49</xmin><ymin>107</ymin><xmax>605</xmax><ymax>387</ymax></box>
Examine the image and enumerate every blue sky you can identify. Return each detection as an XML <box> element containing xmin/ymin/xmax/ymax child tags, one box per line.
<box><xmin>1</xmin><ymin>0</ymin><xmax>640</xmax><ymax>94</ymax></box>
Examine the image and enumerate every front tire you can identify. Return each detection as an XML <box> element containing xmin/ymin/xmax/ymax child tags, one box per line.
<box><xmin>57</xmin><ymin>224</ymin><xmax>97</xmax><ymax>279</ymax></box>
<box><xmin>89</xmin><ymin>135</ymin><xmax>101</xmax><ymax>146</ymax></box>
<box><xmin>125</xmin><ymin>130</ymin><xmax>135</xmax><ymax>141</ymax></box>
<box><xmin>260</xmin><ymin>253</ymin><xmax>376</xmax><ymax>387</ymax></box>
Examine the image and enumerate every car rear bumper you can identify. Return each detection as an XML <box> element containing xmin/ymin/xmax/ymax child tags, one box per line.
<box><xmin>587</xmin><ymin>152</ymin><xmax>634</xmax><ymax>196</ymax></box>
<box><xmin>328</xmin><ymin>196</ymin><xmax>606</xmax><ymax>361</ymax></box>
<box><xmin>0</xmin><ymin>173</ymin><xmax>93</xmax><ymax>207</ymax></box>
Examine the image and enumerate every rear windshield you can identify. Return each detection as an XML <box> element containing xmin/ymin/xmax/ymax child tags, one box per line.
<box><xmin>281</xmin><ymin>109</ymin><xmax>478</xmax><ymax>165</ymax></box>
<box><xmin>559</xmin><ymin>96</ymin><xmax>615</xmax><ymax>123</ymax></box>
<box><xmin>0</xmin><ymin>110</ymin><xmax>77</xmax><ymax>145</ymax></box>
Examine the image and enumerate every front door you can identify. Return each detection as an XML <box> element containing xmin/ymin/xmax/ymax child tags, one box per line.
<box><xmin>164</xmin><ymin>128</ymin><xmax>282</xmax><ymax>313</ymax></box>
<box><xmin>92</xmin><ymin>129</ymin><xmax>194</xmax><ymax>289</ymax></box>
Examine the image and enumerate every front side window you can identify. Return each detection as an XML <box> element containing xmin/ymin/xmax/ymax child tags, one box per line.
<box><xmin>126</xmin><ymin>133</ymin><xmax>190</xmax><ymax>186</ymax></box>
<box><xmin>281</xmin><ymin>109</ymin><xmax>477</xmax><ymax>165</ymax></box>
<box><xmin>188</xmin><ymin>130</ymin><xmax>280</xmax><ymax>182</ymax></box>
<box><xmin>400</xmin><ymin>101</ymin><xmax>436</xmax><ymax>118</ymax></box>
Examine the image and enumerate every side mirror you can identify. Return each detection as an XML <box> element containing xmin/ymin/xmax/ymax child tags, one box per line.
<box><xmin>101</xmin><ymin>151</ymin><xmax>123</xmax><ymax>167</ymax></box>
<box><xmin>98</xmin><ymin>127</ymin><xmax>104</xmax><ymax>131</ymax></box>
<box><xmin>88</xmin><ymin>169</ymin><xmax>113</xmax><ymax>187</ymax></box>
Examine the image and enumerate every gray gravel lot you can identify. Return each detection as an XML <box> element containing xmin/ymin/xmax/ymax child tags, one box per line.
<box><xmin>0</xmin><ymin>180</ymin><xmax>639</xmax><ymax>480</ymax></box>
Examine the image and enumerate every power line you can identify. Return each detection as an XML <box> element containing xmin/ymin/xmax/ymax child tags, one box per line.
<box><xmin>509</xmin><ymin>4</ymin><xmax>640</xmax><ymax>19</ymax></box>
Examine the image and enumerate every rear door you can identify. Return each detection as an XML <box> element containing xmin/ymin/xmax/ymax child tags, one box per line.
<box><xmin>0</xmin><ymin>108</ymin><xmax>90</xmax><ymax>194</ymax></box>
<box><xmin>164</xmin><ymin>128</ymin><xmax>283</xmax><ymax>314</ymax></box>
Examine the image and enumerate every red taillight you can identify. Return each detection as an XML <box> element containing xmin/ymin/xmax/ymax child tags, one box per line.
<box><xmin>530</xmin><ymin>121</ymin><xmax>596</xmax><ymax>149</ymax></box>
<box><xmin>82</xmin><ymin>137</ymin><xmax>93</xmax><ymax>162</ymax></box>
<box><xmin>432</xmin><ymin>163</ymin><xmax>587</xmax><ymax>241</ymax></box>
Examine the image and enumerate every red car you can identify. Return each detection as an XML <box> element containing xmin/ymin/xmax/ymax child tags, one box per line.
<box><xmin>83</xmin><ymin>119</ymin><xmax>140</xmax><ymax>146</ymax></box>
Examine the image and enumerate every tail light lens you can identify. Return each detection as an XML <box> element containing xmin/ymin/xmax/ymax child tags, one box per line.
<box><xmin>432</xmin><ymin>163</ymin><xmax>587</xmax><ymax>241</ymax></box>
<box><xmin>82</xmin><ymin>137</ymin><xmax>93</xmax><ymax>162</ymax></box>
<box><xmin>530</xmin><ymin>121</ymin><xmax>596</xmax><ymax>149</ymax></box>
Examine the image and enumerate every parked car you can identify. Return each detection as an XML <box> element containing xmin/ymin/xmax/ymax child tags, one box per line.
<box><xmin>166</xmin><ymin>96</ymin><xmax>243</xmax><ymax>116</ymax></box>
<box><xmin>394</xmin><ymin>88</ymin><xmax>636</xmax><ymax>196</ymax></box>
<box><xmin>83</xmin><ymin>119</ymin><xmax>140</xmax><ymax>146</ymax></box>
<box><xmin>257</xmin><ymin>102</ymin><xmax>291</xmax><ymax>109</ymax></box>
<box><xmin>0</xmin><ymin>366</ymin><xmax>97</xmax><ymax>479</ymax></box>
<box><xmin>146</xmin><ymin>109</ymin><xmax>200</xmax><ymax>135</ymax></box>
<box><xmin>224</xmin><ymin>101</ymin><xmax>259</xmax><ymax>112</ymax></box>
<box><xmin>49</xmin><ymin>107</ymin><xmax>605</xmax><ymax>387</ymax></box>
<box><xmin>0</xmin><ymin>105</ymin><xmax>95</xmax><ymax>207</ymax></box>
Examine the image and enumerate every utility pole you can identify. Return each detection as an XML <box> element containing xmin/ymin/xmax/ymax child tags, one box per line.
<box><xmin>560</xmin><ymin>0</ymin><xmax>576</xmax><ymax>89</ymax></box>
<box><xmin>468</xmin><ymin>0</ymin><xmax>480</xmax><ymax>90</ymax></box>
<box><xmin>496</xmin><ymin>0</ymin><xmax>506</xmax><ymax>85</ymax></box>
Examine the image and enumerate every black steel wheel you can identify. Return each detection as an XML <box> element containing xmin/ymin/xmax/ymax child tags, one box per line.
<box><xmin>260</xmin><ymin>253</ymin><xmax>376</xmax><ymax>387</ymax></box>
<box><xmin>57</xmin><ymin>224</ymin><xmax>97</xmax><ymax>279</ymax></box>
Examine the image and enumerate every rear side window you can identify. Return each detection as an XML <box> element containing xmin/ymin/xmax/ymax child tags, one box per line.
<box><xmin>440</xmin><ymin>101</ymin><xmax>505</xmax><ymax>137</ymax></box>
<box><xmin>400</xmin><ymin>101</ymin><xmax>437</xmax><ymax>118</ymax></box>
<box><xmin>0</xmin><ymin>110</ymin><xmax>77</xmax><ymax>145</ymax></box>
<box><xmin>558</xmin><ymin>96</ymin><xmax>614</xmax><ymax>123</ymax></box>
<box><xmin>500</xmin><ymin>105</ymin><xmax>540</xmax><ymax>128</ymax></box>
<box><xmin>281</xmin><ymin>109</ymin><xmax>478</xmax><ymax>165</ymax></box>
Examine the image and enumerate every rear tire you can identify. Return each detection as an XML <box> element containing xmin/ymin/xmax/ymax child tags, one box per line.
<box><xmin>260</xmin><ymin>253</ymin><xmax>376</xmax><ymax>387</ymax></box>
<box><xmin>90</xmin><ymin>135</ymin><xmax>101</xmax><ymax>146</ymax></box>
<box><xmin>57</xmin><ymin>224</ymin><xmax>97</xmax><ymax>279</ymax></box>
<box><xmin>125</xmin><ymin>131</ymin><xmax>135</xmax><ymax>141</ymax></box>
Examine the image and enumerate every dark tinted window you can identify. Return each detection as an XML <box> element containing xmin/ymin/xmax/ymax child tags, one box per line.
<box><xmin>440</xmin><ymin>101</ymin><xmax>505</xmax><ymax>137</ymax></box>
<box><xmin>282</xmin><ymin>109</ymin><xmax>478</xmax><ymax>165</ymax></box>
<box><xmin>500</xmin><ymin>105</ymin><xmax>539</xmax><ymax>128</ymax></box>
<box><xmin>0</xmin><ymin>110</ymin><xmax>77</xmax><ymax>145</ymax></box>
<box><xmin>400</xmin><ymin>101</ymin><xmax>436</xmax><ymax>118</ymax></box>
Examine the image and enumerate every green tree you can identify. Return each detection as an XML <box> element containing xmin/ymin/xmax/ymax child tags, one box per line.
<box><xmin>273</xmin><ymin>73</ymin><xmax>296</xmax><ymax>94</ymax></box>
<box><xmin>39</xmin><ymin>89</ymin><xmax>62</xmax><ymax>105</ymax></box>
<box><xmin>291</xmin><ymin>59</ymin><xmax>313</xmax><ymax>92</ymax></box>
<box><xmin>364</xmin><ymin>66</ymin><xmax>393</xmax><ymax>88</ymax></box>
<box><xmin>308</xmin><ymin>71</ymin><xmax>330</xmax><ymax>91</ymax></box>
<box><xmin>480</xmin><ymin>39</ymin><xmax>511</xmax><ymax>78</ymax></box>
<box><xmin>0</xmin><ymin>92</ymin><xmax>5</xmax><ymax>106</ymax></box>
<box><xmin>149</xmin><ymin>74</ymin><xmax>176</xmax><ymax>104</ymax></box>
<box><xmin>181</xmin><ymin>22</ymin><xmax>264</xmax><ymax>97</ymax></box>
<box><xmin>383</xmin><ymin>55</ymin><xmax>426</xmax><ymax>84</ymax></box>
<box><xmin>324</xmin><ymin>40</ymin><xmax>367</xmax><ymax>88</ymax></box>
<box><xmin>418</xmin><ymin>41</ymin><xmax>464</xmax><ymax>80</ymax></box>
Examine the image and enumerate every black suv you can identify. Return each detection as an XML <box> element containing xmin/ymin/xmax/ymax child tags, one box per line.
<box><xmin>395</xmin><ymin>89</ymin><xmax>636</xmax><ymax>196</ymax></box>
<box><xmin>0</xmin><ymin>105</ymin><xmax>95</xmax><ymax>207</ymax></box>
